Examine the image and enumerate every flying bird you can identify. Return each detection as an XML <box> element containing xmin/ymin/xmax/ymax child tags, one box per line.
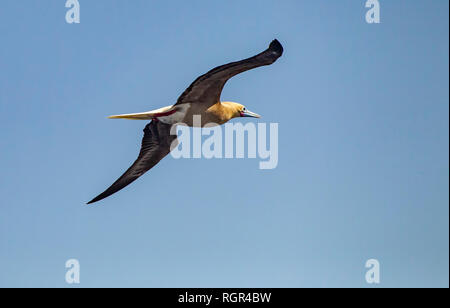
<box><xmin>88</xmin><ymin>39</ymin><xmax>283</xmax><ymax>204</ymax></box>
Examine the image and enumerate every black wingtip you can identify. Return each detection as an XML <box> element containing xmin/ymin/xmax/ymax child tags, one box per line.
<box><xmin>86</xmin><ymin>196</ymin><xmax>102</xmax><ymax>205</ymax></box>
<box><xmin>269</xmin><ymin>39</ymin><xmax>283</xmax><ymax>56</ymax></box>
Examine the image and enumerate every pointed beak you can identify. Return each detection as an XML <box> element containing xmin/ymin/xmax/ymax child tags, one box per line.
<box><xmin>240</xmin><ymin>109</ymin><xmax>261</xmax><ymax>118</ymax></box>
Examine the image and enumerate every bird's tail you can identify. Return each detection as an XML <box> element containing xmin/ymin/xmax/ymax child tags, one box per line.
<box><xmin>108</xmin><ymin>112</ymin><xmax>155</xmax><ymax>120</ymax></box>
<box><xmin>108</xmin><ymin>105</ymin><xmax>177</xmax><ymax>120</ymax></box>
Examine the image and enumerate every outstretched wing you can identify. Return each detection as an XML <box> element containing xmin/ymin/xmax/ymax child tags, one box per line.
<box><xmin>87</xmin><ymin>121</ymin><xmax>178</xmax><ymax>204</ymax></box>
<box><xmin>176</xmin><ymin>39</ymin><xmax>283</xmax><ymax>107</ymax></box>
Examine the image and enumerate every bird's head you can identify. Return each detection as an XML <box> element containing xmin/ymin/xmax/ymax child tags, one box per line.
<box><xmin>224</xmin><ymin>102</ymin><xmax>261</xmax><ymax>119</ymax></box>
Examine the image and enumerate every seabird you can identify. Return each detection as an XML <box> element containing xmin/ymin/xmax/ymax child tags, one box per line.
<box><xmin>88</xmin><ymin>39</ymin><xmax>283</xmax><ymax>204</ymax></box>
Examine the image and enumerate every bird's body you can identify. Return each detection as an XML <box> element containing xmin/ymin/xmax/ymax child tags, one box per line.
<box><xmin>109</xmin><ymin>101</ymin><xmax>240</xmax><ymax>126</ymax></box>
<box><xmin>88</xmin><ymin>39</ymin><xmax>283</xmax><ymax>204</ymax></box>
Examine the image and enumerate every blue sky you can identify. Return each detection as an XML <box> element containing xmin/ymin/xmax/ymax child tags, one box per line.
<box><xmin>0</xmin><ymin>0</ymin><xmax>448</xmax><ymax>287</ymax></box>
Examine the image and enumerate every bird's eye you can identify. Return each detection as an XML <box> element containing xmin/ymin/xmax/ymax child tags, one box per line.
<box><xmin>243</xmin><ymin>107</ymin><xmax>246</xmax><ymax>111</ymax></box>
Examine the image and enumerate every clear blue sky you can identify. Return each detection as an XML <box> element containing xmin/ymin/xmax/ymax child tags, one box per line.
<box><xmin>0</xmin><ymin>1</ymin><xmax>448</xmax><ymax>288</ymax></box>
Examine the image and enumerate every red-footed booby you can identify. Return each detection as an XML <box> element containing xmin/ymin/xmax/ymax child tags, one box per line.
<box><xmin>88</xmin><ymin>39</ymin><xmax>283</xmax><ymax>204</ymax></box>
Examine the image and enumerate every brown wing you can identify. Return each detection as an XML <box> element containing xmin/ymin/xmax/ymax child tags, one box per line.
<box><xmin>87</xmin><ymin>121</ymin><xmax>178</xmax><ymax>204</ymax></box>
<box><xmin>176</xmin><ymin>39</ymin><xmax>283</xmax><ymax>107</ymax></box>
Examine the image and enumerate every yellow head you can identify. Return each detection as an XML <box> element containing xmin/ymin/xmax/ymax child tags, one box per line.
<box><xmin>222</xmin><ymin>102</ymin><xmax>261</xmax><ymax>119</ymax></box>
